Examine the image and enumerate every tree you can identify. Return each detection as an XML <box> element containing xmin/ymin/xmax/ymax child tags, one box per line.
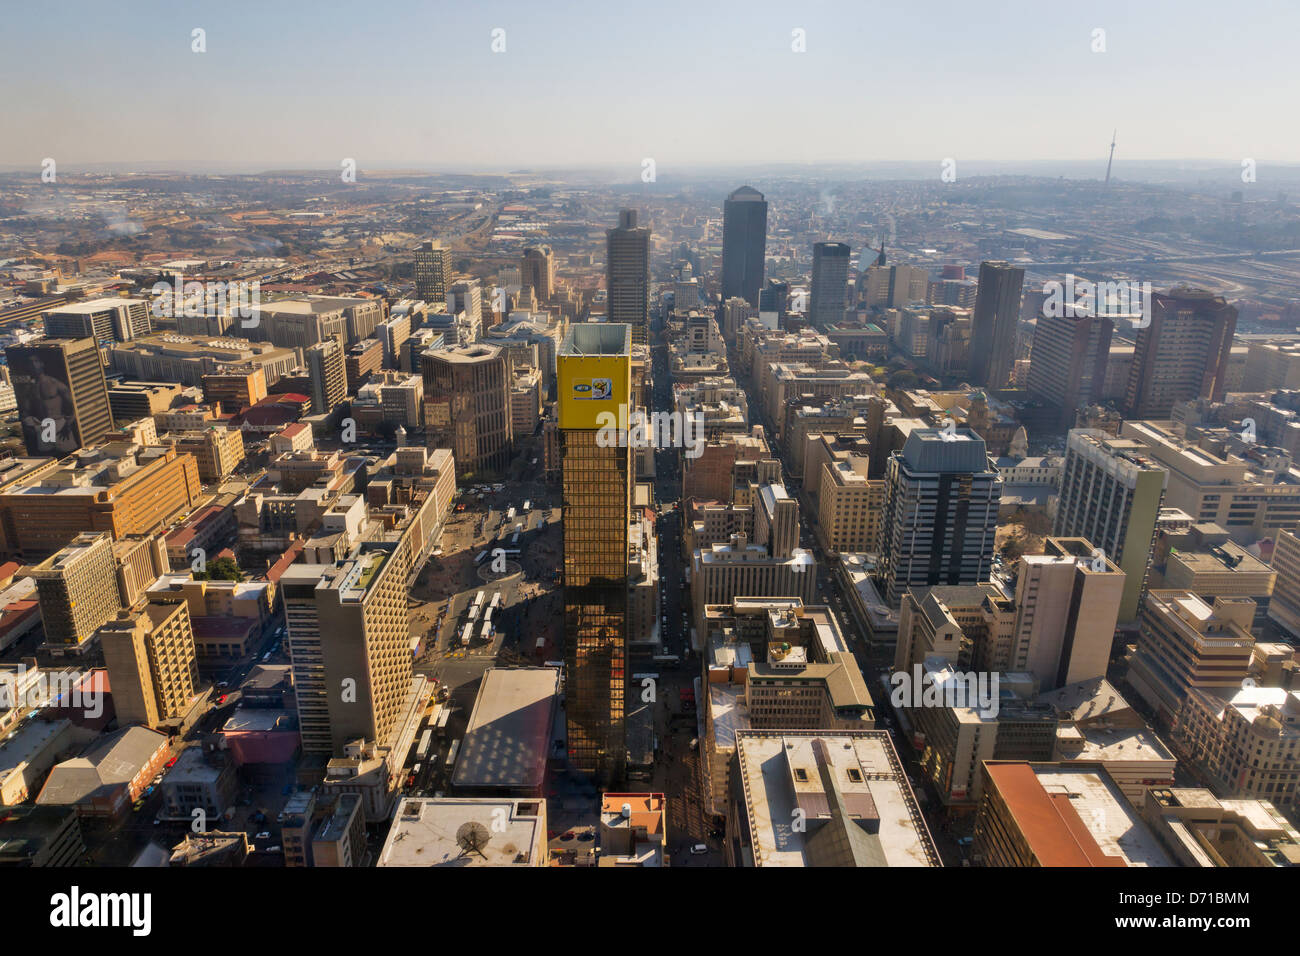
<box><xmin>196</xmin><ymin>556</ymin><xmax>245</xmax><ymax>582</ymax></box>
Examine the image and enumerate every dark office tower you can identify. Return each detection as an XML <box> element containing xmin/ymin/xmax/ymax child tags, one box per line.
<box><xmin>721</xmin><ymin>186</ymin><xmax>768</xmax><ymax>307</ymax></box>
<box><xmin>968</xmin><ymin>261</ymin><xmax>1025</xmax><ymax>389</ymax></box>
<box><xmin>305</xmin><ymin>338</ymin><xmax>346</xmax><ymax>415</ymax></box>
<box><xmin>878</xmin><ymin>428</ymin><xmax>1001</xmax><ymax>607</ymax></box>
<box><xmin>809</xmin><ymin>242</ymin><xmax>851</xmax><ymax>329</ymax></box>
<box><xmin>521</xmin><ymin>245</ymin><xmax>555</xmax><ymax>302</ymax></box>
<box><xmin>606</xmin><ymin>210</ymin><xmax>650</xmax><ymax>347</ymax></box>
<box><xmin>5</xmin><ymin>338</ymin><xmax>112</xmax><ymax>457</ymax></box>
<box><xmin>1027</xmin><ymin>305</ymin><xmax>1115</xmax><ymax>430</ymax></box>
<box><xmin>1123</xmin><ymin>289</ymin><xmax>1237</xmax><ymax>419</ymax></box>
<box><xmin>758</xmin><ymin>279</ymin><xmax>789</xmax><ymax>316</ymax></box>
<box><xmin>559</xmin><ymin>324</ymin><xmax>632</xmax><ymax>784</ymax></box>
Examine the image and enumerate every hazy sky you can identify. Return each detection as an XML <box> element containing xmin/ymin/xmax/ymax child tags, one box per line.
<box><xmin>3</xmin><ymin>0</ymin><xmax>1297</xmax><ymax>171</ymax></box>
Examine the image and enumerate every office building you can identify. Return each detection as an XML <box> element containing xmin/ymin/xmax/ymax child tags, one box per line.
<box><xmin>280</xmin><ymin>541</ymin><xmax>414</xmax><ymax>756</ymax></box>
<box><xmin>305</xmin><ymin>338</ymin><xmax>346</xmax><ymax>415</ymax></box>
<box><xmin>727</xmin><ymin>731</ymin><xmax>940</xmax><ymax>867</ymax></box>
<box><xmin>6</xmin><ymin>338</ymin><xmax>113</xmax><ymax>457</ymax></box>
<box><xmin>1270</xmin><ymin>529</ymin><xmax>1300</xmax><ymax>639</ymax></box>
<box><xmin>378</xmin><ymin>797</ymin><xmax>547</xmax><ymax>867</ymax></box>
<box><xmin>1027</xmin><ymin>306</ymin><xmax>1115</xmax><ymax>430</ymax></box>
<box><xmin>808</xmin><ymin>242</ymin><xmax>851</xmax><ymax>329</ymax></box>
<box><xmin>878</xmin><ymin>428</ymin><xmax>1001</xmax><ymax>606</ymax></box>
<box><xmin>1124</xmin><ymin>289</ymin><xmax>1237</xmax><ymax>419</ymax></box>
<box><xmin>720</xmin><ymin>186</ymin><xmax>767</xmax><ymax>307</ymax></box>
<box><xmin>559</xmin><ymin>324</ymin><xmax>632</xmax><ymax>782</ymax></box>
<box><xmin>421</xmin><ymin>344</ymin><xmax>513</xmax><ymax>476</ymax></box>
<box><xmin>1126</xmin><ymin>590</ymin><xmax>1255</xmax><ymax>724</ymax></box>
<box><xmin>1143</xmin><ymin>787</ymin><xmax>1300</xmax><ymax>867</ymax></box>
<box><xmin>520</xmin><ymin>246</ymin><xmax>555</xmax><ymax>303</ymax></box>
<box><xmin>42</xmin><ymin>297</ymin><xmax>151</xmax><ymax>345</ymax></box>
<box><xmin>171</xmin><ymin>427</ymin><xmax>245</xmax><ymax>483</ymax></box>
<box><xmin>99</xmin><ymin>602</ymin><xmax>199</xmax><ymax>729</ymax></box>
<box><xmin>598</xmin><ymin>793</ymin><xmax>666</xmax><ymax>866</ymax></box>
<box><xmin>414</xmin><ymin>240</ymin><xmax>454</xmax><ymax>303</ymax></box>
<box><xmin>971</xmin><ymin>761</ymin><xmax>1171</xmax><ymax>866</ymax></box>
<box><xmin>1053</xmin><ymin>429</ymin><xmax>1167</xmax><ymax>623</ymax></box>
<box><xmin>22</xmin><ymin>532</ymin><xmax>120</xmax><ymax>650</ymax></box>
<box><xmin>968</xmin><ymin>261</ymin><xmax>1025</xmax><ymax>389</ymax></box>
<box><xmin>606</xmin><ymin>210</ymin><xmax>650</xmax><ymax>347</ymax></box>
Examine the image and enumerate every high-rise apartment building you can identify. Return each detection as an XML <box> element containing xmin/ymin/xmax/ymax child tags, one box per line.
<box><xmin>878</xmin><ymin>428</ymin><xmax>1001</xmax><ymax>606</ymax></box>
<box><xmin>1124</xmin><ymin>289</ymin><xmax>1237</xmax><ymax>419</ymax></box>
<box><xmin>100</xmin><ymin>602</ymin><xmax>199</xmax><ymax>729</ymax></box>
<box><xmin>6</xmin><ymin>338</ymin><xmax>114</xmax><ymax>457</ymax></box>
<box><xmin>305</xmin><ymin>339</ymin><xmax>346</xmax><ymax>416</ymax></box>
<box><xmin>520</xmin><ymin>246</ymin><xmax>555</xmax><ymax>303</ymax></box>
<box><xmin>421</xmin><ymin>344</ymin><xmax>513</xmax><ymax>476</ymax></box>
<box><xmin>1270</xmin><ymin>528</ymin><xmax>1300</xmax><ymax>639</ymax></box>
<box><xmin>968</xmin><ymin>261</ymin><xmax>1025</xmax><ymax>389</ymax></box>
<box><xmin>414</xmin><ymin>240</ymin><xmax>454</xmax><ymax>303</ymax></box>
<box><xmin>280</xmin><ymin>542</ymin><xmax>414</xmax><ymax>756</ymax></box>
<box><xmin>1053</xmin><ymin>429</ymin><xmax>1167</xmax><ymax>624</ymax></box>
<box><xmin>22</xmin><ymin>532</ymin><xmax>120</xmax><ymax>650</ymax></box>
<box><xmin>559</xmin><ymin>324</ymin><xmax>632</xmax><ymax>783</ymax></box>
<box><xmin>809</xmin><ymin>242</ymin><xmax>851</xmax><ymax>329</ymax></box>
<box><xmin>1027</xmin><ymin>306</ymin><xmax>1115</xmax><ymax>430</ymax></box>
<box><xmin>606</xmin><ymin>211</ymin><xmax>650</xmax><ymax>347</ymax></box>
<box><xmin>720</xmin><ymin>186</ymin><xmax>768</xmax><ymax>307</ymax></box>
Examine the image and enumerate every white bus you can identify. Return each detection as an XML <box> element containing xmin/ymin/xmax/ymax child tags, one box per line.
<box><xmin>523</xmin><ymin>500</ymin><xmax>531</xmax><ymax>512</ymax></box>
<box><xmin>415</xmin><ymin>728</ymin><xmax>433</xmax><ymax>762</ymax></box>
<box><xmin>506</xmin><ymin>507</ymin><xmax>517</xmax><ymax>521</ymax></box>
<box><xmin>480</xmin><ymin>620</ymin><xmax>492</xmax><ymax>641</ymax></box>
<box><xmin>510</xmin><ymin>531</ymin><xmax>520</xmax><ymax>545</ymax></box>
<box><xmin>489</xmin><ymin>592</ymin><xmax>502</xmax><ymax>611</ymax></box>
<box><xmin>472</xmin><ymin>591</ymin><xmax>486</xmax><ymax>609</ymax></box>
<box><xmin>467</xmin><ymin>603</ymin><xmax>480</xmax><ymax>623</ymax></box>
<box><xmin>445</xmin><ymin>739</ymin><xmax>461</xmax><ymax>770</ymax></box>
<box><xmin>460</xmin><ymin>623</ymin><xmax>473</xmax><ymax>646</ymax></box>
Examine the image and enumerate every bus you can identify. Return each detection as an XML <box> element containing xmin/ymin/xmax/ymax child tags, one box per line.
<box><xmin>436</xmin><ymin>708</ymin><xmax>452</xmax><ymax>732</ymax></box>
<box><xmin>467</xmin><ymin>603</ymin><xmax>480</xmax><ymax>623</ymax></box>
<box><xmin>482</xmin><ymin>607</ymin><xmax>493</xmax><ymax>629</ymax></box>
<box><xmin>460</xmin><ymin>623</ymin><xmax>473</xmax><ymax>646</ymax></box>
<box><xmin>523</xmin><ymin>499</ymin><xmax>531</xmax><ymax>512</ymax></box>
<box><xmin>489</xmin><ymin>592</ymin><xmax>501</xmax><ymax>611</ymax></box>
<box><xmin>480</xmin><ymin>620</ymin><xmax>492</xmax><ymax>642</ymax></box>
<box><xmin>472</xmin><ymin>591</ymin><xmax>486</xmax><ymax>609</ymax></box>
<box><xmin>415</xmin><ymin>728</ymin><xmax>433</xmax><ymax>762</ymax></box>
<box><xmin>506</xmin><ymin>507</ymin><xmax>517</xmax><ymax>521</ymax></box>
<box><xmin>445</xmin><ymin>739</ymin><xmax>461</xmax><ymax>770</ymax></box>
<box><xmin>510</xmin><ymin>531</ymin><xmax>520</xmax><ymax>546</ymax></box>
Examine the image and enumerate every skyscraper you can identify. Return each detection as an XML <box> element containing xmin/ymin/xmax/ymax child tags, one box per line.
<box><xmin>1053</xmin><ymin>429</ymin><xmax>1166</xmax><ymax>624</ymax></box>
<box><xmin>305</xmin><ymin>338</ymin><xmax>346</xmax><ymax>415</ymax></box>
<box><xmin>606</xmin><ymin>210</ymin><xmax>650</xmax><ymax>347</ymax></box>
<box><xmin>99</xmin><ymin>602</ymin><xmax>199</xmax><ymax>729</ymax></box>
<box><xmin>421</xmin><ymin>344</ymin><xmax>513</xmax><ymax>476</ymax></box>
<box><xmin>721</xmin><ymin>186</ymin><xmax>767</xmax><ymax>307</ymax></box>
<box><xmin>878</xmin><ymin>428</ymin><xmax>1001</xmax><ymax>606</ymax></box>
<box><xmin>280</xmin><ymin>541</ymin><xmax>414</xmax><ymax>756</ymax></box>
<box><xmin>1123</xmin><ymin>288</ymin><xmax>1237</xmax><ymax>419</ymax></box>
<box><xmin>1027</xmin><ymin>305</ymin><xmax>1115</xmax><ymax>430</ymax></box>
<box><xmin>6</xmin><ymin>338</ymin><xmax>113</xmax><ymax>457</ymax></box>
<box><xmin>968</xmin><ymin>261</ymin><xmax>1025</xmax><ymax>389</ymax></box>
<box><xmin>559</xmin><ymin>323</ymin><xmax>632</xmax><ymax>783</ymax></box>
<box><xmin>520</xmin><ymin>246</ymin><xmax>555</xmax><ymax>303</ymax></box>
<box><xmin>414</xmin><ymin>240</ymin><xmax>453</xmax><ymax>303</ymax></box>
<box><xmin>809</xmin><ymin>242</ymin><xmax>851</xmax><ymax>329</ymax></box>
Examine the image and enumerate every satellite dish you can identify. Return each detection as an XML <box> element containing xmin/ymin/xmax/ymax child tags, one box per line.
<box><xmin>455</xmin><ymin>821</ymin><xmax>491</xmax><ymax>860</ymax></box>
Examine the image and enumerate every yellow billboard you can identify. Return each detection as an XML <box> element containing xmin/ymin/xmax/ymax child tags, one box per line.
<box><xmin>558</xmin><ymin>353</ymin><xmax>630</xmax><ymax>429</ymax></box>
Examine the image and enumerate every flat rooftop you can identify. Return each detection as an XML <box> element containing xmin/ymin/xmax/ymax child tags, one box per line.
<box><xmin>378</xmin><ymin>797</ymin><xmax>545</xmax><ymax>867</ymax></box>
<box><xmin>452</xmin><ymin>667</ymin><xmax>559</xmax><ymax>791</ymax></box>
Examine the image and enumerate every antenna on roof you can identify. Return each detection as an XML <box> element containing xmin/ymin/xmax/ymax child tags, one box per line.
<box><xmin>1104</xmin><ymin>130</ymin><xmax>1117</xmax><ymax>186</ymax></box>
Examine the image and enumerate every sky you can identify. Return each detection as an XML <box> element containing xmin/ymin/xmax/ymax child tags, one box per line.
<box><xmin>2</xmin><ymin>0</ymin><xmax>1298</xmax><ymax>173</ymax></box>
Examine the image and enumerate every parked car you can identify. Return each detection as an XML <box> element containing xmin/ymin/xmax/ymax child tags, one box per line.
<box><xmin>690</xmin><ymin>844</ymin><xmax>708</xmax><ymax>855</ymax></box>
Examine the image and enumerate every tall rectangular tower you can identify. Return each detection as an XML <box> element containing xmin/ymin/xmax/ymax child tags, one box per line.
<box><xmin>809</xmin><ymin>242</ymin><xmax>851</xmax><ymax>329</ymax></box>
<box><xmin>968</xmin><ymin>261</ymin><xmax>1025</xmax><ymax>389</ymax></box>
<box><xmin>5</xmin><ymin>338</ymin><xmax>113</xmax><ymax>457</ymax></box>
<box><xmin>878</xmin><ymin>428</ymin><xmax>1001</xmax><ymax>606</ymax></box>
<box><xmin>721</xmin><ymin>186</ymin><xmax>768</xmax><ymax>307</ymax></box>
<box><xmin>606</xmin><ymin>211</ymin><xmax>649</xmax><ymax>347</ymax></box>
<box><xmin>559</xmin><ymin>323</ymin><xmax>632</xmax><ymax>783</ymax></box>
<box><xmin>414</xmin><ymin>240</ymin><xmax>453</xmax><ymax>303</ymax></box>
<box><xmin>1124</xmin><ymin>289</ymin><xmax>1237</xmax><ymax>419</ymax></box>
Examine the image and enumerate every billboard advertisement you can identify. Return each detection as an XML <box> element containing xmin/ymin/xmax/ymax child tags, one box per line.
<box><xmin>8</xmin><ymin>347</ymin><xmax>82</xmax><ymax>455</ymax></box>
<box><xmin>557</xmin><ymin>353</ymin><xmax>629</xmax><ymax>430</ymax></box>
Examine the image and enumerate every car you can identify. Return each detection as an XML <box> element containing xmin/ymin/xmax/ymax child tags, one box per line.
<box><xmin>216</xmin><ymin>694</ymin><xmax>228</xmax><ymax>705</ymax></box>
<box><xmin>560</xmin><ymin>831</ymin><xmax>575</xmax><ymax>841</ymax></box>
<box><xmin>165</xmin><ymin>757</ymin><xmax>178</xmax><ymax>769</ymax></box>
<box><xmin>690</xmin><ymin>844</ymin><xmax>708</xmax><ymax>855</ymax></box>
<box><xmin>152</xmin><ymin>774</ymin><xmax>163</xmax><ymax>785</ymax></box>
<box><xmin>256</xmin><ymin>831</ymin><xmax>271</xmax><ymax>840</ymax></box>
<box><xmin>265</xmin><ymin>845</ymin><xmax>281</xmax><ymax>853</ymax></box>
<box><xmin>133</xmin><ymin>800</ymin><xmax>146</xmax><ymax>812</ymax></box>
<box><xmin>216</xmin><ymin>680</ymin><xmax>229</xmax><ymax>689</ymax></box>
